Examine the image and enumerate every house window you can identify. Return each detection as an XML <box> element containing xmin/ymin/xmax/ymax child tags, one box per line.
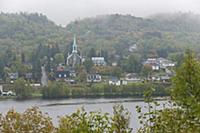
<box><xmin>64</xmin><ymin>74</ymin><xmax>66</xmax><ymax>77</ymax></box>
<box><xmin>59</xmin><ymin>74</ymin><xmax>61</xmax><ymax>78</ymax></box>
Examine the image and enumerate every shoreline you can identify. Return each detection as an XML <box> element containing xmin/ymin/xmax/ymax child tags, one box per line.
<box><xmin>0</xmin><ymin>95</ymin><xmax>169</xmax><ymax>102</ymax></box>
<box><xmin>43</xmin><ymin>97</ymin><xmax>169</xmax><ymax>107</ymax></box>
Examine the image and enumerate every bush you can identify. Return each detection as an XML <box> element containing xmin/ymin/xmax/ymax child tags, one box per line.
<box><xmin>0</xmin><ymin>107</ymin><xmax>55</xmax><ymax>133</ymax></box>
<box><xmin>13</xmin><ymin>78</ymin><xmax>33</xmax><ymax>99</ymax></box>
<box><xmin>42</xmin><ymin>81</ymin><xmax>70</xmax><ymax>99</ymax></box>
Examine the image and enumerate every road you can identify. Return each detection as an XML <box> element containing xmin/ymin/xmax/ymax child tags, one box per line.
<box><xmin>41</xmin><ymin>66</ymin><xmax>48</xmax><ymax>86</ymax></box>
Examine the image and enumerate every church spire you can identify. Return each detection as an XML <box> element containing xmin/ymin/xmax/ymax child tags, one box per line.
<box><xmin>72</xmin><ymin>34</ymin><xmax>78</xmax><ymax>53</ymax></box>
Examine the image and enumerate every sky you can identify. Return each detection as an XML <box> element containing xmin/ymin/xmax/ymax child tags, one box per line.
<box><xmin>0</xmin><ymin>0</ymin><xmax>200</xmax><ymax>25</ymax></box>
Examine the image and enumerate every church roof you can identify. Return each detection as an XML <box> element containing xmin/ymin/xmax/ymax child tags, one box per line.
<box><xmin>72</xmin><ymin>34</ymin><xmax>78</xmax><ymax>53</ymax></box>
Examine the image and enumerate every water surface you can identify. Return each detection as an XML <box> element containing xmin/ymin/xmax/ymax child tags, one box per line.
<box><xmin>0</xmin><ymin>98</ymin><xmax>166</xmax><ymax>132</ymax></box>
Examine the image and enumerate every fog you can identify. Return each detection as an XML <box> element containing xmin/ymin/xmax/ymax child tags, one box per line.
<box><xmin>0</xmin><ymin>0</ymin><xmax>200</xmax><ymax>25</ymax></box>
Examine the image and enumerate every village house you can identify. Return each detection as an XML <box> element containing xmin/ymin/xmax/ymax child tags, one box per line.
<box><xmin>8</xmin><ymin>72</ymin><xmax>19</xmax><ymax>80</ymax></box>
<box><xmin>144</xmin><ymin>58</ymin><xmax>175</xmax><ymax>71</ymax></box>
<box><xmin>91</xmin><ymin>57</ymin><xmax>106</xmax><ymax>66</ymax></box>
<box><xmin>8</xmin><ymin>72</ymin><xmax>19</xmax><ymax>83</ymax></box>
<box><xmin>87</xmin><ymin>74</ymin><xmax>102</xmax><ymax>83</ymax></box>
<box><xmin>125</xmin><ymin>73</ymin><xmax>141</xmax><ymax>83</ymax></box>
<box><xmin>25</xmin><ymin>73</ymin><xmax>33</xmax><ymax>81</ymax></box>
<box><xmin>0</xmin><ymin>85</ymin><xmax>15</xmax><ymax>96</ymax></box>
<box><xmin>148</xmin><ymin>75</ymin><xmax>160</xmax><ymax>82</ymax></box>
<box><xmin>129</xmin><ymin>44</ymin><xmax>137</xmax><ymax>52</ymax></box>
<box><xmin>157</xmin><ymin>58</ymin><xmax>176</xmax><ymax>69</ymax></box>
<box><xmin>143</xmin><ymin>58</ymin><xmax>160</xmax><ymax>70</ymax></box>
<box><xmin>108</xmin><ymin>76</ymin><xmax>121</xmax><ymax>86</ymax></box>
<box><xmin>55</xmin><ymin>64</ymin><xmax>70</xmax><ymax>81</ymax></box>
<box><xmin>108</xmin><ymin>77</ymin><xmax>127</xmax><ymax>86</ymax></box>
<box><xmin>160</xmin><ymin>75</ymin><xmax>171</xmax><ymax>83</ymax></box>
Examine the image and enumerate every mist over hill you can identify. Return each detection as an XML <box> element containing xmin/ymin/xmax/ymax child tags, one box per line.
<box><xmin>1</xmin><ymin>12</ymin><xmax>200</xmax><ymax>58</ymax></box>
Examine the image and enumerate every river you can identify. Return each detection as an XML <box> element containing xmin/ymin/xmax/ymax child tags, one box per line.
<box><xmin>0</xmin><ymin>98</ymin><xmax>166</xmax><ymax>132</ymax></box>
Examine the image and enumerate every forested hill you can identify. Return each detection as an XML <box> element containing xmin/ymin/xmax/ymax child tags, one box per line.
<box><xmin>67</xmin><ymin>12</ymin><xmax>200</xmax><ymax>34</ymax></box>
<box><xmin>66</xmin><ymin>13</ymin><xmax>200</xmax><ymax>58</ymax></box>
<box><xmin>1</xmin><ymin>12</ymin><xmax>200</xmax><ymax>58</ymax></box>
<box><xmin>0</xmin><ymin>13</ymin><xmax>66</xmax><ymax>53</ymax></box>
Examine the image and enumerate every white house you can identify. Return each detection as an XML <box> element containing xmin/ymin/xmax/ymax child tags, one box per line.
<box><xmin>144</xmin><ymin>58</ymin><xmax>175</xmax><ymax>70</ymax></box>
<box><xmin>0</xmin><ymin>85</ymin><xmax>15</xmax><ymax>96</ymax></box>
<box><xmin>160</xmin><ymin>75</ymin><xmax>171</xmax><ymax>83</ymax></box>
<box><xmin>91</xmin><ymin>57</ymin><xmax>106</xmax><ymax>66</ymax></box>
<box><xmin>108</xmin><ymin>77</ymin><xmax>121</xmax><ymax>86</ymax></box>
<box><xmin>125</xmin><ymin>73</ymin><xmax>141</xmax><ymax>82</ymax></box>
<box><xmin>87</xmin><ymin>74</ymin><xmax>102</xmax><ymax>83</ymax></box>
<box><xmin>108</xmin><ymin>76</ymin><xmax>128</xmax><ymax>86</ymax></box>
<box><xmin>129</xmin><ymin>44</ymin><xmax>137</xmax><ymax>52</ymax></box>
<box><xmin>143</xmin><ymin>58</ymin><xmax>160</xmax><ymax>70</ymax></box>
<box><xmin>157</xmin><ymin>58</ymin><xmax>175</xmax><ymax>69</ymax></box>
<box><xmin>151</xmin><ymin>63</ymin><xmax>160</xmax><ymax>70</ymax></box>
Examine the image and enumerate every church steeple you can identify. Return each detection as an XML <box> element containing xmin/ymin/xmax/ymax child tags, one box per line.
<box><xmin>72</xmin><ymin>34</ymin><xmax>78</xmax><ymax>53</ymax></box>
<box><xmin>66</xmin><ymin>34</ymin><xmax>82</xmax><ymax>67</ymax></box>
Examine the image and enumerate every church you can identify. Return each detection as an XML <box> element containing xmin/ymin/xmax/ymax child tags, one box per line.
<box><xmin>66</xmin><ymin>35</ymin><xmax>82</xmax><ymax>67</ymax></box>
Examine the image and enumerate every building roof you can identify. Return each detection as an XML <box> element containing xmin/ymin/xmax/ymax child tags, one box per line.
<box><xmin>109</xmin><ymin>76</ymin><xmax>119</xmax><ymax>82</ymax></box>
<box><xmin>72</xmin><ymin>34</ymin><xmax>78</xmax><ymax>53</ymax></box>
<box><xmin>8</xmin><ymin>72</ymin><xmax>18</xmax><ymax>80</ymax></box>
<box><xmin>91</xmin><ymin>57</ymin><xmax>105</xmax><ymax>60</ymax></box>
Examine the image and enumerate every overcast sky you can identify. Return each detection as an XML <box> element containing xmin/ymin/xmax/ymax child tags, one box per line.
<box><xmin>0</xmin><ymin>0</ymin><xmax>200</xmax><ymax>25</ymax></box>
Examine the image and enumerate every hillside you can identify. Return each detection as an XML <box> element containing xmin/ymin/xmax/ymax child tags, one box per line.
<box><xmin>0</xmin><ymin>13</ymin><xmax>66</xmax><ymax>53</ymax></box>
<box><xmin>66</xmin><ymin>13</ymin><xmax>200</xmax><ymax>58</ymax></box>
<box><xmin>1</xmin><ymin>12</ymin><xmax>200</xmax><ymax>59</ymax></box>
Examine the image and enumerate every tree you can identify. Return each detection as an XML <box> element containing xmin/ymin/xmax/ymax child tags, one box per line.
<box><xmin>141</xmin><ymin>64</ymin><xmax>152</xmax><ymax>80</ymax></box>
<box><xmin>83</xmin><ymin>59</ymin><xmax>94</xmax><ymax>72</ymax></box>
<box><xmin>110</xmin><ymin>67</ymin><xmax>122</xmax><ymax>78</ymax></box>
<box><xmin>112</xmin><ymin>104</ymin><xmax>132</xmax><ymax>133</ymax></box>
<box><xmin>0</xmin><ymin>107</ymin><xmax>55</xmax><ymax>133</ymax></box>
<box><xmin>57</xmin><ymin>105</ymin><xmax>132</xmax><ymax>133</ymax></box>
<box><xmin>128</xmin><ymin>54</ymin><xmax>142</xmax><ymax>73</ymax></box>
<box><xmin>171</xmin><ymin>50</ymin><xmax>200</xmax><ymax>114</ymax></box>
<box><xmin>54</xmin><ymin>53</ymin><xmax>65</xmax><ymax>65</ymax></box>
<box><xmin>42</xmin><ymin>81</ymin><xmax>70</xmax><ymax>99</ymax></box>
<box><xmin>88</xmin><ymin>48</ymin><xmax>96</xmax><ymax>58</ymax></box>
<box><xmin>77</xmin><ymin>66</ymin><xmax>87</xmax><ymax>82</ymax></box>
<box><xmin>13</xmin><ymin>78</ymin><xmax>32</xmax><ymax>99</ymax></box>
<box><xmin>120</xmin><ymin>54</ymin><xmax>142</xmax><ymax>73</ymax></box>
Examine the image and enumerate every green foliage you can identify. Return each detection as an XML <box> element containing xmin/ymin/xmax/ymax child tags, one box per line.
<box><xmin>0</xmin><ymin>12</ymin><xmax>66</xmax><ymax>54</ymax></box>
<box><xmin>57</xmin><ymin>105</ymin><xmax>132</xmax><ymax>133</ymax></box>
<box><xmin>42</xmin><ymin>81</ymin><xmax>70</xmax><ymax>99</ymax></box>
<box><xmin>76</xmin><ymin>66</ymin><xmax>87</xmax><ymax>82</ymax></box>
<box><xmin>112</xmin><ymin>104</ymin><xmax>132</xmax><ymax>133</ymax></box>
<box><xmin>57</xmin><ymin>108</ymin><xmax>111</xmax><ymax>133</ymax></box>
<box><xmin>13</xmin><ymin>78</ymin><xmax>32</xmax><ymax>99</ymax></box>
<box><xmin>120</xmin><ymin>54</ymin><xmax>142</xmax><ymax>73</ymax></box>
<box><xmin>54</xmin><ymin>53</ymin><xmax>65</xmax><ymax>65</ymax></box>
<box><xmin>171</xmin><ymin>50</ymin><xmax>200</xmax><ymax>109</ymax></box>
<box><xmin>42</xmin><ymin>82</ymin><xmax>169</xmax><ymax>99</ymax></box>
<box><xmin>83</xmin><ymin>59</ymin><xmax>94</xmax><ymax>72</ymax></box>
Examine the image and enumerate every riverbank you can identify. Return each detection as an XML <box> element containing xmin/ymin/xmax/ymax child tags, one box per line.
<box><xmin>0</xmin><ymin>82</ymin><xmax>171</xmax><ymax>100</ymax></box>
<box><xmin>43</xmin><ymin>97</ymin><xmax>169</xmax><ymax>107</ymax></box>
<box><xmin>42</xmin><ymin>82</ymin><xmax>170</xmax><ymax>99</ymax></box>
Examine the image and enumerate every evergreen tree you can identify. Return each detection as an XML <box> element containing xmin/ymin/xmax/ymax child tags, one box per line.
<box><xmin>171</xmin><ymin>50</ymin><xmax>200</xmax><ymax>115</ymax></box>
